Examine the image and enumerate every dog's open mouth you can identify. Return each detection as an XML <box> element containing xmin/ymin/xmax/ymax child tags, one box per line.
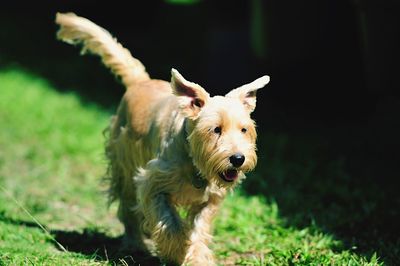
<box><xmin>219</xmin><ymin>169</ymin><xmax>239</xmax><ymax>182</ymax></box>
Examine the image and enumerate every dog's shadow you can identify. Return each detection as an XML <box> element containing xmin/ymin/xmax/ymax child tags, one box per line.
<box><xmin>1</xmin><ymin>215</ymin><xmax>161</xmax><ymax>265</ymax></box>
<box><xmin>52</xmin><ymin>229</ymin><xmax>161</xmax><ymax>266</ymax></box>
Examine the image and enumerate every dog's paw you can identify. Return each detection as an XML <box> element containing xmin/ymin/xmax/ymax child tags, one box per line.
<box><xmin>184</xmin><ymin>242</ymin><xmax>215</xmax><ymax>266</ymax></box>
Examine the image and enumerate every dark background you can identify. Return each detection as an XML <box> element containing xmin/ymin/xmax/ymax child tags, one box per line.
<box><xmin>1</xmin><ymin>1</ymin><xmax>399</xmax><ymax>131</ymax></box>
<box><xmin>1</xmin><ymin>0</ymin><xmax>399</xmax><ymax>264</ymax></box>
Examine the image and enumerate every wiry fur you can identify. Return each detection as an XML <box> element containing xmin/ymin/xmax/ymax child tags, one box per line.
<box><xmin>56</xmin><ymin>12</ymin><xmax>149</xmax><ymax>85</ymax></box>
<box><xmin>56</xmin><ymin>12</ymin><xmax>270</xmax><ymax>265</ymax></box>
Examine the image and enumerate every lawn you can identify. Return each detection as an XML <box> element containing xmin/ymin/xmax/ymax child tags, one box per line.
<box><xmin>0</xmin><ymin>68</ymin><xmax>385</xmax><ymax>265</ymax></box>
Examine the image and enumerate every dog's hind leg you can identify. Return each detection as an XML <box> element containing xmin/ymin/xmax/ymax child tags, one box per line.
<box><xmin>105</xmin><ymin>116</ymin><xmax>149</xmax><ymax>252</ymax></box>
<box><xmin>117</xmin><ymin>196</ymin><xmax>148</xmax><ymax>251</ymax></box>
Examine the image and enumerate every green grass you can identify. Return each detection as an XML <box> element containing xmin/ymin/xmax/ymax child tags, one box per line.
<box><xmin>0</xmin><ymin>68</ymin><xmax>383</xmax><ymax>265</ymax></box>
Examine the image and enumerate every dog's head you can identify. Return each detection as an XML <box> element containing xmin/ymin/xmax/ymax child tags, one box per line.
<box><xmin>171</xmin><ymin>69</ymin><xmax>270</xmax><ymax>188</ymax></box>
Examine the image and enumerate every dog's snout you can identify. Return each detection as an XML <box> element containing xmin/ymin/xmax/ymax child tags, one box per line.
<box><xmin>229</xmin><ymin>153</ymin><xmax>245</xmax><ymax>167</ymax></box>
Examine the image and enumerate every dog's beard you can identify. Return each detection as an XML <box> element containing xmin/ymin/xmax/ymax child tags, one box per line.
<box><xmin>190</xmin><ymin>149</ymin><xmax>257</xmax><ymax>188</ymax></box>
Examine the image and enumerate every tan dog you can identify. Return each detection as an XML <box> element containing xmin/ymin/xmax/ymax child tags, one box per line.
<box><xmin>56</xmin><ymin>13</ymin><xmax>269</xmax><ymax>265</ymax></box>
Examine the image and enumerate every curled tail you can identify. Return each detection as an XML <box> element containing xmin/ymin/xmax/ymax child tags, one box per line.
<box><xmin>55</xmin><ymin>12</ymin><xmax>150</xmax><ymax>86</ymax></box>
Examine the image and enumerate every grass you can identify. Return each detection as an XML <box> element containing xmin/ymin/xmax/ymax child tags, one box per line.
<box><xmin>0</xmin><ymin>68</ymin><xmax>385</xmax><ymax>265</ymax></box>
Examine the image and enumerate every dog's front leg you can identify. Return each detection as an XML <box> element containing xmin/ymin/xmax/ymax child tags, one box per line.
<box><xmin>138</xmin><ymin>183</ymin><xmax>189</xmax><ymax>264</ymax></box>
<box><xmin>184</xmin><ymin>195</ymin><xmax>223</xmax><ymax>266</ymax></box>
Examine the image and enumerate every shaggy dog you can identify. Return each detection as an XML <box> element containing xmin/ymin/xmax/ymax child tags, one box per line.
<box><xmin>56</xmin><ymin>13</ymin><xmax>269</xmax><ymax>265</ymax></box>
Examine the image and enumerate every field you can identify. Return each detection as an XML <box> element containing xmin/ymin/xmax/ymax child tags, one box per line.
<box><xmin>0</xmin><ymin>69</ymin><xmax>390</xmax><ymax>265</ymax></box>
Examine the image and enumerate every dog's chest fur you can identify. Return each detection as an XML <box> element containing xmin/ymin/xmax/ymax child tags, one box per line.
<box><xmin>168</xmin><ymin>163</ymin><xmax>226</xmax><ymax>207</ymax></box>
<box><xmin>171</xmin><ymin>181</ymin><xmax>208</xmax><ymax>206</ymax></box>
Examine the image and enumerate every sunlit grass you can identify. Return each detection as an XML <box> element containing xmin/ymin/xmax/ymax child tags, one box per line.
<box><xmin>0</xmin><ymin>69</ymin><xmax>117</xmax><ymax>264</ymax></box>
<box><xmin>214</xmin><ymin>193</ymin><xmax>380</xmax><ymax>265</ymax></box>
<box><xmin>0</xmin><ymin>68</ymin><xmax>382</xmax><ymax>265</ymax></box>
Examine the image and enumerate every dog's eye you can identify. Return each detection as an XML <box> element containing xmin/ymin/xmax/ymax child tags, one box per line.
<box><xmin>241</xmin><ymin>128</ymin><xmax>247</xmax><ymax>133</ymax></box>
<box><xmin>214</xmin><ymin>126</ymin><xmax>222</xmax><ymax>134</ymax></box>
<box><xmin>193</xmin><ymin>98</ymin><xmax>203</xmax><ymax>108</ymax></box>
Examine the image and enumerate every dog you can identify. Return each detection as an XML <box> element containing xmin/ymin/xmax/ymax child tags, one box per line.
<box><xmin>55</xmin><ymin>12</ymin><xmax>269</xmax><ymax>265</ymax></box>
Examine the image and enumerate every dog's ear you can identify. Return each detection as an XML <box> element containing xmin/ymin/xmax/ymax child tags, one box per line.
<box><xmin>225</xmin><ymin>75</ymin><xmax>270</xmax><ymax>113</ymax></box>
<box><xmin>171</xmin><ymin>68</ymin><xmax>210</xmax><ymax>119</ymax></box>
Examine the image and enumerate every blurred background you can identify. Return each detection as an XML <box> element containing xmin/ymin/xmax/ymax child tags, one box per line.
<box><xmin>1</xmin><ymin>0</ymin><xmax>399</xmax><ymax>264</ymax></box>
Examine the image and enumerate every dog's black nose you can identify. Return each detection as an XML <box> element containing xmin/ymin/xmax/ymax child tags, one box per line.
<box><xmin>229</xmin><ymin>153</ymin><xmax>245</xmax><ymax>167</ymax></box>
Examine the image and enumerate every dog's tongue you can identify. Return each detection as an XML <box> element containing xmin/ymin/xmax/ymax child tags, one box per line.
<box><xmin>224</xmin><ymin>169</ymin><xmax>238</xmax><ymax>181</ymax></box>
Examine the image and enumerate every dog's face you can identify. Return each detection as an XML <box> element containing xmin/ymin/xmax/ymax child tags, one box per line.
<box><xmin>171</xmin><ymin>69</ymin><xmax>269</xmax><ymax>187</ymax></box>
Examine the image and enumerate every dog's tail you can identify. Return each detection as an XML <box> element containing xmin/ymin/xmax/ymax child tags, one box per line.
<box><xmin>55</xmin><ymin>12</ymin><xmax>150</xmax><ymax>86</ymax></box>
